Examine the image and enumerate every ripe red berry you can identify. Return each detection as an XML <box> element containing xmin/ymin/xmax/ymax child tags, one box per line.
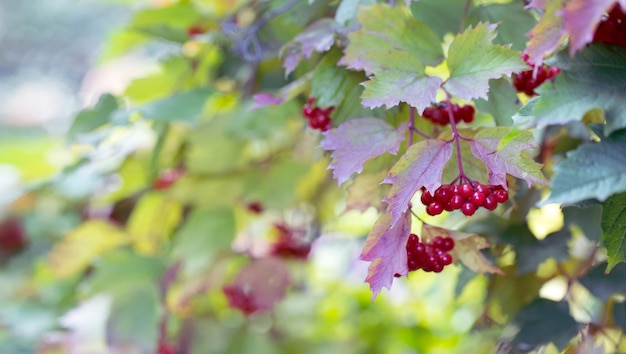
<box><xmin>493</xmin><ymin>189</ymin><xmax>509</xmax><ymax>203</ymax></box>
<box><xmin>593</xmin><ymin>4</ymin><xmax>626</xmax><ymax>47</ymax></box>
<box><xmin>460</xmin><ymin>184</ymin><xmax>474</xmax><ymax>199</ymax></box>
<box><xmin>441</xmin><ymin>237</ymin><xmax>455</xmax><ymax>252</ymax></box>
<box><xmin>440</xmin><ymin>253</ymin><xmax>453</xmax><ymax>266</ymax></box>
<box><xmin>434</xmin><ymin>186</ymin><xmax>453</xmax><ymax>203</ymax></box>
<box><xmin>426</xmin><ymin>202</ymin><xmax>444</xmax><ymax>216</ymax></box>
<box><xmin>461</xmin><ymin>202</ymin><xmax>476</xmax><ymax>216</ymax></box>
<box><xmin>246</xmin><ymin>201</ymin><xmax>264</xmax><ymax>214</ymax></box>
<box><xmin>471</xmin><ymin>191</ymin><xmax>486</xmax><ymax>207</ymax></box>
<box><xmin>432</xmin><ymin>236</ymin><xmax>444</xmax><ymax>249</ymax></box>
<box><xmin>187</xmin><ymin>25</ymin><xmax>205</xmax><ymax>37</ymax></box>
<box><xmin>449</xmin><ymin>195</ymin><xmax>464</xmax><ymax>209</ymax></box>
<box><xmin>152</xmin><ymin>168</ymin><xmax>185</xmax><ymax>190</ymax></box>
<box><xmin>483</xmin><ymin>196</ymin><xmax>498</xmax><ymax>211</ymax></box>
<box><xmin>421</xmin><ymin>189</ymin><xmax>435</xmax><ymax>205</ymax></box>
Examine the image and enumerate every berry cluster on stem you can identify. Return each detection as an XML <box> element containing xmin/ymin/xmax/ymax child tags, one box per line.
<box><xmin>421</xmin><ymin>181</ymin><xmax>508</xmax><ymax>217</ymax></box>
<box><xmin>404</xmin><ymin>234</ymin><xmax>454</xmax><ymax>274</ymax></box>
<box><xmin>302</xmin><ymin>97</ymin><xmax>334</xmax><ymax>132</ymax></box>
<box><xmin>513</xmin><ymin>54</ymin><xmax>560</xmax><ymax>96</ymax></box>
<box><xmin>422</xmin><ymin>102</ymin><xmax>475</xmax><ymax>126</ymax></box>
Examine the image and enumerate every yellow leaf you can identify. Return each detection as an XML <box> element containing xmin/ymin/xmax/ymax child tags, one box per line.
<box><xmin>127</xmin><ymin>192</ymin><xmax>183</xmax><ymax>255</ymax></box>
<box><xmin>48</xmin><ymin>220</ymin><xmax>127</xmax><ymax>278</ymax></box>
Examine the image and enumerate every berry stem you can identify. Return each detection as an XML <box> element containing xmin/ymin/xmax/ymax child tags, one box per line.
<box><xmin>408</xmin><ymin>106</ymin><xmax>432</xmax><ymax>144</ymax></box>
<box><xmin>443</xmin><ymin>89</ymin><xmax>469</xmax><ymax>182</ymax></box>
<box><xmin>458</xmin><ymin>0</ymin><xmax>472</xmax><ymax>33</ymax></box>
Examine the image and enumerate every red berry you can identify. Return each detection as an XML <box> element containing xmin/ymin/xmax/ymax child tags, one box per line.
<box><xmin>460</xmin><ymin>184</ymin><xmax>474</xmax><ymax>199</ymax></box>
<box><xmin>246</xmin><ymin>201</ymin><xmax>264</xmax><ymax>214</ymax></box>
<box><xmin>471</xmin><ymin>191</ymin><xmax>486</xmax><ymax>207</ymax></box>
<box><xmin>426</xmin><ymin>202</ymin><xmax>444</xmax><ymax>216</ymax></box>
<box><xmin>153</xmin><ymin>168</ymin><xmax>185</xmax><ymax>190</ymax></box>
<box><xmin>187</xmin><ymin>25</ymin><xmax>205</xmax><ymax>37</ymax></box>
<box><xmin>0</xmin><ymin>218</ymin><xmax>27</xmax><ymax>252</ymax></box>
<box><xmin>461</xmin><ymin>202</ymin><xmax>476</xmax><ymax>216</ymax></box>
<box><xmin>434</xmin><ymin>185</ymin><xmax>453</xmax><ymax>203</ymax></box>
<box><xmin>432</xmin><ymin>263</ymin><xmax>444</xmax><ymax>273</ymax></box>
<box><xmin>440</xmin><ymin>253</ymin><xmax>453</xmax><ymax>266</ymax></box>
<box><xmin>421</xmin><ymin>190</ymin><xmax>435</xmax><ymax>205</ymax></box>
<box><xmin>459</xmin><ymin>105</ymin><xmax>475</xmax><ymax>123</ymax></box>
<box><xmin>483</xmin><ymin>196</ymin><xmax>498</xmax><ymax>211</ymax></box>
<box><xmin>493</xmin><ymin>189</ymin><xmax>509</xmax><ymax>203</ymax></box>
<box><xmin>475</xmin><ymin>184</ymin><xmax>490</xmax><ymax>196</ymax></box>
<box><xmin>432</xmin><ymin>236</ymin><xmax>444</xmax><ymax>249</ymax></box>
<box><xmin>449</xmin><ymin>195</ymin><xmax>464</xmax><ymax>209</ymax></box>
<box><xmin>441</xmin><ymin>237</ymin><xmax>455</xmax><ymax>252</ymax></box>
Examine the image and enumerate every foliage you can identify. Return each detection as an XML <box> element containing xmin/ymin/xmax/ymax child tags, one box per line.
<box><xmin>2</xmin><ymin>0</ymin><xmax>626</xmax><ymax>353</ymax></box>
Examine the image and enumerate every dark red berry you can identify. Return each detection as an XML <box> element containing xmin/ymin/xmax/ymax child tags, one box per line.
<box><xmin>426</xmin><ymin>202</ymin><xmax>444</xmax><ymax>216</ymax></box>
<box><xmin>471</xmin><ymin>191</ymin><xmax>486</xmax><ymax>207</ymax></box>
<box><xmin>421</xmin><ymin>190</ymin><xmax>434</xmax><ymax>205</ymax></box>
<box><xmin>440</xmin><ymin>253</ymin><xmax>453</xmax><ymax>266</ymax></box>
<box><xmin>483</xmin><ymin>196</ymin><xmax>498</xmax><ymax>211</ymax></box>
<box><xmin>461</xmin><ymin>202</ymin><xmax>476</xmax><ymax>216</ymax></box>
<box><xmin>460</xmin><ymin>184</ymin><xmax>474</xmax><ymax>199</ymax></box>
<box><xmin>432</xmin><ymin>263</ymin><xmax>444</xmax><ymax>273</ymax></box>
<box><xmin>246</xmin><ymin>201</ymin><xmax>264</xmax><ymax>214</ymax></box>
<box><xmin>432</xmin><ymin>236</ymin><xmax>444</xmax><ymax>249</ymax></box>
<box><xmin>441</xmin><ymin>237</ymin><xmax>455</xmax><ymax>252</ymax></box>
<box><xmin>449</xmin><ymin>195</ymin><xmax>464</xmax><ymax>209</ymax></box>
<box><xmin>475</xmin><ymin>184</ymin><xmax>490</xmax><ymax>196</ymax></box>
<box><xmin>493</xmin><ymin>189</ymin><xmax>509</xmax><ymax>203</ymax></box>
<box><xmin>434</xmin><ymin>185</ymin><xmax>453</xmax><ymax>204</ymax></box>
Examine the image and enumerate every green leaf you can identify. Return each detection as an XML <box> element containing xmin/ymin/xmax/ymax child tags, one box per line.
<box><xmin>340</xmin><ymin>3</ymin><xmax>444</xmax><ymax>111</ymax></box>
<box><xmin>227</xmin><ymin>100</ymin><xmax>300</xmax><ymax>140</ymax></box>
<box><xmin>475</xmin><ymin>78</ymin><xmax>521</xmax><ymax>126</ymax></box>
<box><xmin>533</xmin><ymin>44</ymin><xmax>626</xmax><ymax>135</ymax></box>
<box><xmin>469</xmin><ymin>127</ymin><xmax>547</xmax><ymax>188</ymax></box>
<box><xmin>523</xmin><ymin>0</ymin><xmax>567</xmax><ymax>63</ymax></box>
<box><xmin>466</xmin><ymin>3</ymin><xmax>537</xmax><ymax>51</ymax></box>
<box><xmin>543</xmin><ymin>129</ymin><xmax>626</xmax><ymax>205</ymax></box>
<box><xmin>138</xmin><ymin>88</ymin><xmax>213</xmax><ymax>123</ymax></box>
<box><xmin>512</xmin><ymin>97</ymin><xmax>540</xmax><ymax>128</ymax></box>
<box><xmin>69</xmin><ymin>94</ymin><xmax>118</xmax><ymax>137</ymax></box>
<box><xmin>444</xmin><ymin>23</ymin><xmax>526</xmax><ymax>101</ymax></box>
<box><xmin>185</xmin><ymin>117</ymin><xmax>245</xmax><ymax>174</ymax></box>
<box><xmin>563</xmin><ymin>204</ymin><xmax>603</xmax><ymax>241</ymax></box>
<box><xmin>601</xmin><ymin>192</ymin><xmax>626</xmax><ymax>271</ymax></box>
<box><xmin>512</xmin><ymin>299</ymin><xmax>578</xmax><ymax>352</ymax></box>
<box><xmin>579</xmin><ymin>262</ymin><xmax>626</xmax><ymax>300</ymax></box>
<box><xmin>173</xmin><ymin>208</ymin><xmax>235</xmax><ymax>274</ymax></box>
<box><xmin>334</xmin><ymin>0</ymin><xmax>375</xmax><ymax>25</ymax></box>
<box><xmin>131</xmin><ymin>2</ymin><xmax>201</xmax><ymax>29</ymax></box>
<box><xmin>503</xmin><ymin>224</ymin><xmax>570</xmax><ymax>275</ymax></box>
<box><xmin>243</xmin><ymin>158</ymin><xmax>310</xmax><ymax>209</ymax></box>
<box><xmin>410</xmin><ymin>0</ymin><xmax>472</xmax><ymax>39</ymax></box>
<box><xmin>124</xmin><ymin>56</ymin><xmax>191</xmax><ymax>103</ymax></box>
<box><xmin>106</xmin><ymin>285</ymin><xmax>159</xmax><ymax>353</ymax></box>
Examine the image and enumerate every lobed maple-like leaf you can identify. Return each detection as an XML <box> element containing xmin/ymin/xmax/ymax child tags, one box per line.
<box><xmin>523</xmin><ymin>0</ymin><xmax>567</xmax><ymax>64</ymax></box>
<box><xmin>320</xmin><ymin>118</ymin><xmax>408</xmax><ymax>185</ymax></box>
<box><xmin>543</xmin><ymin>129</ymin><xmax>626</xmax><ymax>205</ymax></box>
<box><xmin>444</xmin><ymin>23</ymin><xmax>526</xmax><ymax>101</ymax></box>
<box><xmin>601</xmin><ymin>192</ymin><xmax>626</xmax><ymax>271</ymax></box>
<box><xmin>360</xmin><ymin>211</ymin><xmax>411</xmax><ymax>300</ymax></box>
<box><xmin>469</xmin><ymin>127</ymin><xmax>548</xmax><ymax>188</ymax></box>
<box><xmin>339</xmin><ymin>3</ymin><xmax>444</xmax><ymax>111</ymax></box>
<box><xmin>421</xmin><ymin>224</ymin><xmax>503</xmax><ymax>275</ymax></box>
<box><xmin>562</xmin><ymin>0</ymin><xmax>618</xmax><ymax>56</ymax></box>
<box><xmin>281</xmin><ymin>18</ymin><xmax>347</xmax><ymax>76</ymax></box>
<box><xmin>383</xmin><ymin>139</ymin><xmax>453</xmax><ymax>227</ymax></box>
<box><xmin>532</xmin><ymin>44</ymin><xmax>626</xmax><ymax>135</ymax></box>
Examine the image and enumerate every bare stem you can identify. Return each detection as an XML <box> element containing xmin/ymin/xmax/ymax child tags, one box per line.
<box><xmin>408</xmin><ymin>106</ymin><xmax>432</xmax><ymax>143</ymax></box>
<box><xmin>443</xmin><ymin>89</ymin><xmax>469</xmax><ymax>182</ymax></box>
<box><xmin>458</xmin><ymin>0</ymin><xmax>472</xmax><ymax>33</ymax></box>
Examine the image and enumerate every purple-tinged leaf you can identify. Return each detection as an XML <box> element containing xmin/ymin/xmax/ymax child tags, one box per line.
<box><xmin>469</xmin><ymin>128</ymin><xmax>547</xmax><ymax>188</ymax></box>
<box><xmin>360</xmin><ymin>211</ymin><xmax>411</xmax><ymax>300</ymax></box>
<box><xmin>320</xmin><ymin>118</ymin><xmax>408</xmax><ymax>185</ymax></box>
<box><xmin>523</xmin><ymin>0</ymin><xmax>567</xmax><ymax>64</ymax></box>
<box><xmin>251</xmin><ymin>93</ymin><xmax>284</xmax><ymax>109</ymax></box>
<box><xmin>383</xmin><ymin>139</ymin><xmax>453</xmax><ymax>227</ymax></box>
<box><xmin>563</xmin><ymin>0</ymin><xmax>618</xmax><ymax>56</ymax></box>
<box><xmin>444</xmin><ymin>23</ymin><xmax>526</xmax><ymax>101</ymax></box>
<box><xmin>281</xmin><ymin>18</ymin><xmax>345</xmax><ymax>76</ymax></box>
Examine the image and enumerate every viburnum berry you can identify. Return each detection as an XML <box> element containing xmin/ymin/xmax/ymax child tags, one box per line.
<box><xmin>152</xmin><ymin>168</ymin><xmax>185</xmax><ymax>190</ymax></box>
<box><xmin>269</xmin><ymin>223</ymin><xmax>311</xmax><ymax>260</ymax></box>
<box><xmin>404</xmin><ymin>233</ymin><xmax>455</xmax><ymax>274</ymax></box>
<box><xmin>421</xmin><ymin>182</ymin><xmax>509</xmax><ymax>216</ymax></box>
<box><xmin>301</xmin><ymin>97</ymin><xmax>334</xmax><ymax>132</ymax></box>
<box><xmin>512</xmin><ymin>55</ymin><xmax>561</xmax><ymax>96</ymax></box>
<box><xmin>593</xmin><ymin>4</ymin><xmax>626</xmax><ymax>48</ymax></box>
<box><xmin>422</xmin><ymin>102</ymin><xmax>475</xmax><ymax>126</ymax></box>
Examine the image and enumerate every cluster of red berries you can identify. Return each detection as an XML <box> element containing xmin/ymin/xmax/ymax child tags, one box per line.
<box><xmin>422</xmin><ymin>102</ymin><xmax>475</xmax><ymax>126</ymax></box>
<box><xmin>302</xmin><ymin>97</ymin><xmax>334</xmax><ymax>132</ymax></box>
<box><xmin>406</xmin><ymin>234</ymin><xmax>454</xmax><ymax>273</ymax></box>
<box><xmin>269</xmin><ymin>223</ymin><xmax>311</xmax><ymax>260</ymax></box>
<box><xmin>513</xmin><ymin>54</ymin><xmax>560</xmax><ymax>96</ymax></box>
<box><xmin>593</xmin><ymin>4</ymin><xmax>626</xmax><ymax>48</ymax></box>
<box><xmin>421</xmin><ymin>183</ymin><xmax>509</xmax><ymax>217</ymax></box>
